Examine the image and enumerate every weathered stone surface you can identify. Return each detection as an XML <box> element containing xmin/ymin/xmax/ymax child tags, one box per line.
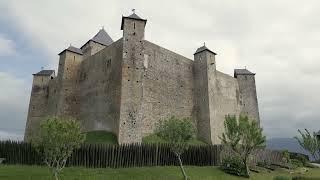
<box><xmin>24</xmin><ymin>12</ymin><xmax>260</xmax><ymax>144</ymax></box>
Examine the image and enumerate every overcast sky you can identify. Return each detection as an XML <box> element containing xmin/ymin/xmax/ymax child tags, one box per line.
<box><xmin>0</xmin><ymin>0</ymin><xmax>319</xmax><ymax>140</ymax></box>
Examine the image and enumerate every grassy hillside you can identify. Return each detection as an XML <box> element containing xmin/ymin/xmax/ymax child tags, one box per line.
<box><xmin>0</xmin><ymin>165</ymin><xmax>319</xmax><ymax>180</ymax></box>
<box><xmin>142</xmin><ymin>134</ymin><xmax>207</xmax><ymax>145</ymax></box>
<box><xmin>84</xmin><ymin>131</ymin><xmax>117</xmax><ymax>144</ymax></box>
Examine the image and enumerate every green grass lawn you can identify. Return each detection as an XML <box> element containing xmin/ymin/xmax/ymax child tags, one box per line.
<box><xmin>1</xmin><ymin>165</ymin><xmax>320</xmax><ymax>180</ymax></box>
<box><xmin>84</xmin><ymin>131</ymin><xmax>118</xmax><ymax>144</ymax></box>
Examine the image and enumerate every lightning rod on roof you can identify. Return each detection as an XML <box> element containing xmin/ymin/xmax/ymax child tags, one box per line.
<box><xmin>132</xmin><ymin>9</ymin><xmax>136</xmax><ymax>14</ymax></box>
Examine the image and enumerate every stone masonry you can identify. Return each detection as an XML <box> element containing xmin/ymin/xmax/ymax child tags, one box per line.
<box><xmin>24</xmin><ymin>11</ymin><xmax>260</xmax><ymax>144</ymax></box>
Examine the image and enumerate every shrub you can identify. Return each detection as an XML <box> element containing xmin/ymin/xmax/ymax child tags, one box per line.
<box><xmin>32</xmin><ymin>117</ymin><xmax>85</xmax><ymax>180</ymax></box>
<box><xmin>292</xmin><ymin>159</ymin><xmax>304</xmax><ymax>168</ymax></box>
<box><xmin>273</xmin><ymin>176</ymin><xmax>291</xmax><ymax>180</ymax></box>
<box><xmin>282</xmin><ymin>150</ymin><xmax>291</xmax><ymax>163</ymax></box>
<box><xmin>221</xmin><ymin>156</ymin><xmax>247</xmax><ymax>177</ymax></box>
<box><xmin>291</xmin><ymin>154</ymin><xmax>308</xmax><ymax>166</ymax></box>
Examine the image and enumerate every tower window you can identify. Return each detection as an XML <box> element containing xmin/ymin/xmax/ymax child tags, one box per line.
<box><xmin>106</xmin><ymin>59</ymin><xmax>111</xmax><ymax>68</ymax></box>
<box><xmin>133</xmin><ymin>22</ymin><xmax>135</xmax><ymax>29</ymax></box>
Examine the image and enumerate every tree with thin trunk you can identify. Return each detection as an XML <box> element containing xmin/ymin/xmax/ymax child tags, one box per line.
<box><xmin>157</xmin><ymin>116</ymin><xmax>195</xmax><ymax>180</ymax></box>
<box><xmin>294</xmin><ymin>129</ymin><xmax>320</xmax><ymax>161</ymax></box>
<box><xmin>32</xmin><ymin>117</ymin><xmax>85</xmax><ymax>180</ymax></box>
<box><xmin>220</xmin><ymin>115</ymin><xmax>266</xmax><ymax>177</ymax></box>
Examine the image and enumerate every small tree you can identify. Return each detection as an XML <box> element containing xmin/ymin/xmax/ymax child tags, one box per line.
<box><xmin>294</xmin><ymin>129</ymin><xmax>320</xmax><ymax>161</ymax></box>
<box><xmin>32</xmin><ymin>117</ymin><xmax>85</xmax><ymax>180</ymax></box>
<box><xmin>220</xmin><ymin>115</ymin><xmax>266</xmax><ymax>177</ymax></box>
<box><xmin>157</xmin><ymin>116</ymin><xmax>195</xmax><ymax>180</ymax></box>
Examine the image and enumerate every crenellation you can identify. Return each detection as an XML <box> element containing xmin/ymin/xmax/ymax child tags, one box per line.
<box><xmin>24</xmin><ymin>11</ymin><xmax>260</xmax><ymax>145</ymax></box>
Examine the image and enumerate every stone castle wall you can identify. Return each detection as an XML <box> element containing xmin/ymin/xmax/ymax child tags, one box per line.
<box><xmin>141</xmin><ymin>40</ymin><xmax>195</xmax><ymax>137</ymax></box>
<box><xmin>210</xmin><ymin>71</ymin><xmax>241</xmax><ymax>144</ymax></box>
<box><xmin>78</xmin><ymin>38</ymin><xmax>123</xmax><ymax>134</ymax></box>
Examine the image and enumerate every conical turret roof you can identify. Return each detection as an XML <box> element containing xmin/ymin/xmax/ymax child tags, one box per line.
<box><xmin>91</xmin><ymin>28</ymin><xmax>113</xmax><ymax>46</ymax></box>
<box><xmin>194</xmin><ymin>45</ymin><xmax>216</xmax><ymax>55</ymax></box>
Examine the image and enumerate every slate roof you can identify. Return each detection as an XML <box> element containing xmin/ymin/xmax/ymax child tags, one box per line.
<box><xmin>80</xmin><ymin>28</ymin><xmax>114</xmax><ymax>49</ymax></box>
<box><xmin>194</xmin><ymin>45</ymin><xmax>217</xmax><ymax>55</ymax></box>
<box><xmin>90</xmin><ymin>29</ymin><xmax>113</xmax><ymax>46</ymax></box>
<box><xmin>127</xmin><ymin>13</ymin><xmax>144</xmax><ymax>20</ymax></box>
<box><xmin>59</xmin><ymin>45</ymin><xmax>83</xmax><ymax>55</ymax></box>
<box><xmin>121</xmin><ymin>12</ymin><xmax>147</xmax><ymax>30</ymax></box>
<box><xmin>234</xmin><ymin>69</ymin><xmax>255</xmax><ymax>77</ymax></box>
<box><xmin>33</xmin><ymin>70</ymin><xmax>55</xmax><ymax>76</ymax></box>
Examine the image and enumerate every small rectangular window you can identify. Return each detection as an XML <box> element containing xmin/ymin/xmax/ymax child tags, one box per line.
<box><xmin>106</xmin><ymin>59</ymin><xmax>111</xmax><ymax>68</ymax></box>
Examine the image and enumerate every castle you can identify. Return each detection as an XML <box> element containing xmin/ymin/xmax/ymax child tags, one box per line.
<box><xmin>24</xmin><ymin>11</ymin><xmax>260</xmax><ymax>144</ymax></box>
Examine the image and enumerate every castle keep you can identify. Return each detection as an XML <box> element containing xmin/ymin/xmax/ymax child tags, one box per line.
<box><xmin>24</xmin><ymin>12</ymin><xmax>260</xmax><ymax>144</ymax></box>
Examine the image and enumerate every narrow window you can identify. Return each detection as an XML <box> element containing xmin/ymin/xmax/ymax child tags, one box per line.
<box><xmin>133</xmin><ymin>22</ymin><xmax>135</xmax><ymax>29</ymax></box>
<box><xmin>106</xmin><ymin>59</ymin><xmax>111</xmax><ymax>69</ymax></box>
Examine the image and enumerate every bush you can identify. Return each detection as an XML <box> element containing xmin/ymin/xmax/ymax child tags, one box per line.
<box><xmin>273</xmin><ymin>176</ymin><xmax>291</xmax><ymax>180</ymax></box>
<box><xmin>282</xmin><ymin>150</ymin><xmax>291</xmax><ymax>163</ymax></box>
<box><xmin>221</xmin><ymin>156</ymin><xmax>247</xmax><ymax>177</ymax></box>
<box><xmin>292</xmin><ymin>154</ymin><xmax>308</xmax><ymax>166</ymax></box>
<box><xmin>292</xmin><ymin>159</ymin><xmax>304</xmax><ymax>168</ymax></box>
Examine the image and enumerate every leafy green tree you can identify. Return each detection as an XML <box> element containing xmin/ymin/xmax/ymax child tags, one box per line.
<box><xmin>157</xmin><ymin>116</ymin><xmax>195</xmax><ymax>180</ymax></box>
<box><xmin>220</xmin><ymin>115</ymin><xmax>266</xmax><ymax>177</ymax></box>
<box><xmin>32</xmin><ymin>117</ymin><xmax>85</xmax><ymax>180</ymax></box>
<box><xmin>294</xmin><ymin>129</ymin><xmax>320</xmax><ymax>161</ymax></box>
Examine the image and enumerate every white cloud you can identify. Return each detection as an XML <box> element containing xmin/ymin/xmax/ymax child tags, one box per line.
<box><xmin>0</xmin><ymin>0</ymin><xmax>320</xmax><ymax>138</ymax></box>
<box><xmin>0</xmin><ymin>34</ymin><xmax>16</xmax><ymax>56</ymax></box>
<box><xmin>0</xmin><ymin>72</ymin><xmax>30</xmax><ymax>133</ymax></box>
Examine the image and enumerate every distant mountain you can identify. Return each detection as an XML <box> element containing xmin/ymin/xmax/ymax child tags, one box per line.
<box><xmin>266</xmin><ymin>138</ymin><xmax>312</xmax><ymax>160</ymax></box>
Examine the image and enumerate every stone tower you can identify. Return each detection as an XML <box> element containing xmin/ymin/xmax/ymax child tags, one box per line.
<box><xmin>118</xmin><ymin>11</ymin><xmax>147</xmax><ymax>143</ymax></box>
<box><xmin>234</xmin><ymin>69</ymin><xmax>260</xmax><ymax>126</ymax></box>
<box><xmin>24</xmin><ymin>70</ymin><xmax>55</xmax><ymax>140</ymax></box>
<box><xmin>56</xmin><ymin>46</ymin><xmax>83</xmax><ymax>118</ymax></box>
<box><xmin>193</xmin><ymin>45</ymin><xmax>218</xmax><ymax>144</ymax></box>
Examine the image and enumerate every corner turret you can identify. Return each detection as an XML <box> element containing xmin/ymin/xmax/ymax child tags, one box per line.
<box><xmin>24</xmin><ymin>70</ymin><xmax>55</xmax><ymax>141</ymax></box>
<box><xmin>234</xmin><ymin>69</ymin><xmax>260</xmax><ymax>126</ymax></box>
<box><xmin>118</xmin><ymin>10</ymin><xmax>147</xmax><ymax>144</ymax></box>
<box><xmin>56</xmin><ymin>45</ymin><xmax>83</xmax><ymax>117</ymax></box>
<box><xmin>193</xmin><ymin>44</ymin><xmax>218</xmax><ymax>144</ymax></box>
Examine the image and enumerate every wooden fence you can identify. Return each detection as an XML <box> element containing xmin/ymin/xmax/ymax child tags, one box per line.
<box><xmin>0</xmin><ymin>141</ymin><xmax>222</xmax><ymax>168</ymax></box>
<box><xmin>0</xmin><ymin>141</ymin><xmax>284</xmax><ymax>168</ymax></box>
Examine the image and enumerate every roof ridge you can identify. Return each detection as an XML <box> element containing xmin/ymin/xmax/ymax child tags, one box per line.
<box><xmin>90</xmin><ymin>28</ymin><xmax>113</xmax><ymax>46</ymax></box>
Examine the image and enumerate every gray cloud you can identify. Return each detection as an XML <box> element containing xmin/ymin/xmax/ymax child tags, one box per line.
<box><xmin>1</xmin><ymin>0</ymin><xmax>320</xmax><ymax>139</ymax></box>
<box><xmin>0</xmin><ymin>34</ymin><xmax>16</xmax><ymax>56</ymax></box>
